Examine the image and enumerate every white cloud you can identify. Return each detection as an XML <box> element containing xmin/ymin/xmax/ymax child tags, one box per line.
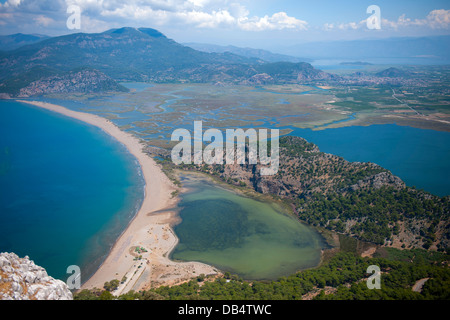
<box><xmin>34</xmin><ymin>15</ymin><xmax>54</xmax><ymax>27</ymax></box>
<box><xmin>323</xmin><ymin>9</ymin><xmax>450</xmax><ymax>31</ymax></box>
<box><xmin>323</xmin><ymin>23</ymin><xmax>334</xmax><ymax>31</ymax></box>
<box><xmin>381</xmin><ymin>10</ymin><xmax>450</xmax><ymax>30</ymax></box>
<box><xmin>3</xmin><ymin>1</ymin><xmax>447</xmax><ymax>37</ymax></box>
<box><xmin>188</xmin><ymin>0</ymin><xmax>210</xmax><ymax>8</ymax></box>
<box><xmin>0</xmin><ymin>0</ymin><xmax>22</xmax><ymax>8</ymax></box>
<box><xmin>425</xmin><ymin>9</ymin><xmax>450</xmax><ymax>29</ymax></box>
<box><xmin>238</xmin><ymin>12</ymin><xmax>308</xmax><ymax>31</ymax></box>
<box><xmin>337</xmin><ymin>21</ymin><xmax>361</xmax><ymax>30</ymax></box>
<box><xmin>66</xmin><ymin>0</ymin><xmax>308</xmax><ymax>31</ymax></box>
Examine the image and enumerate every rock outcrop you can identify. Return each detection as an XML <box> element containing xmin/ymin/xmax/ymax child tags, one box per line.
<box><xmin>17</xmin><ymin>68</ymin><xmax>128</xmax><ymax>97</ymax></box>
<box><xmin>247</xmin><ymin>73</ymin><xmax>274</xmax><ymax>85</ymax></box>
<box><xmin>187</xmin><ymin>136</ymin><xmax>397</xmax><ymax>199</ymax></box>
<box><xmin>345</xmin><ymin>171</ymin><xmax>405</xmax><ymax>192</ymax></box>
<box><xmin>0</xmin><ymin>252</ymin><xmax>73</xmax><ymax>300</ymax></box>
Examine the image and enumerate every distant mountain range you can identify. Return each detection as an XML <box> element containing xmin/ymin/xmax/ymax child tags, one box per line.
<box><xmin>0</xmin><ymin>33</ymin><xmax>50</xmax><ymax>51</ymax></box>
<box><xmin>339</xmin><ymin>61</ymin><xmax>374</xmax><ymax>66</ymax></box>
<box><xmin>2</xmin><ymin>28</ymin><xmax>442</xmax><ymax>97</ymax></box>
<box><xmin>0</xmin><ymin>27</ymin><xmax>334</xmax><ymax>96</ymax></box>
<box><xmin>184</xmin><ymin>42</ymin><xmax>313</xmax><ymax>63</ymax></box>
<box><xmin>283</xmin><ymin>35</ymin><xmax>450</xmax><ymax>62</ymax></box>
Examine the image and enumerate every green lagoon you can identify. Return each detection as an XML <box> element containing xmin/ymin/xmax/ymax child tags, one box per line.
<box><xmin>171</xmin><ymin>173</ymin><xmax>326</xmax><ymax>280</ymax></box>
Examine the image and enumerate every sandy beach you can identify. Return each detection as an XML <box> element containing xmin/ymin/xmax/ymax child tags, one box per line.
<box><xmin>17</xmin><ymin>100</ymin><xmax>219</xmax><ymax>294</ymax></box>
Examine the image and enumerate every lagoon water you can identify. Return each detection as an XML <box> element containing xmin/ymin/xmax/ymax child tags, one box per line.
<box><xmin>172</xmin><ymin>174</ymin><xmax>326</xmax><ymax>280</ymax></box>
<box><xmin>0</xmin><ymin>100</ymin><xmax>145</xmax><ymax>281</ymax></box>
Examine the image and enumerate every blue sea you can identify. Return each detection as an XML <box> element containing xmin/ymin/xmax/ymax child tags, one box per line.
<box><xmin>290</xmin><ymin>125</ymin><xmax>450</xmax><ymax>197</ymax></box>
<box><xmin>0</xmin><ymin>100</ymin><xmax>145</xmax><ymax>282</ymax></box>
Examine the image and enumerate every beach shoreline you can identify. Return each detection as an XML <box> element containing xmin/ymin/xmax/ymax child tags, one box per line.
<box><xmin>16</xmin><ymin>100</ymin><xmax>219</xmax><ymax>294</ymax></box>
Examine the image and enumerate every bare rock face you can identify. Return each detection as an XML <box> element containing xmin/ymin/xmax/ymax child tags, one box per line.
<box><xmin>346</xmin><ymin>171</ymin><xmax>405</xmax><ymax>192</ymax></box>
<box><xmin>17</xmin><ymin>69</ymin><xmax>128</xmax><ymax>97</ymax></box>
<box><xmin>0</xmin><ymin>252</ymin><xmax>73</xmax><ymax>300</ymax></box>
<box><xmin>247</xmin><ymin>73</ymin><xmax>274</xmax><ymax>85</ymax></box>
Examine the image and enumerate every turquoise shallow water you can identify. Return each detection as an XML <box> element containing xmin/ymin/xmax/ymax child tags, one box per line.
<box><xmin>172</xmin><ymin>173</ymin><xmax>326</xmax><ymax>280</ymax></box>
<box><xmin>0</xmin><ymin>100</ymin><xmax>145</xmax><ymax>281</ymax></box>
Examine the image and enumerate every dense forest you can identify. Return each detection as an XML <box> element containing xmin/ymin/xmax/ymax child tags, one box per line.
<box><xmin>74</xmin><ymin>248</ymin><xmax>449</xmax><ymax>300</ymax></box>
<box><xmin>297</xmin><ymin>187</ymin><xmax>449</xmax><ymax>249</ymax></box>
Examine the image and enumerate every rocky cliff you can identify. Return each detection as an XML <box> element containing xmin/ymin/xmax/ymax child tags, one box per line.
<box><xmin>0</xmin><ymin>252</ymin><xmax>73</xmax><ymax>300</ymax></box>
<box><xmin>18</xmin><ymin>68</ymin><xmax>128</xmax><ymax>97</ymax></box>
<box><xmin>184</xmin><ymin>136</ymin><xmax>402</xmax><ymax>198</ymax></box>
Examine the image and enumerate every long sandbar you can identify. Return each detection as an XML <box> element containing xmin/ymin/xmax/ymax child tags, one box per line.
<box><xmin>17</xmin><ymin>100</ymin><xmax>219</xmax><ymax>293</ymax></box>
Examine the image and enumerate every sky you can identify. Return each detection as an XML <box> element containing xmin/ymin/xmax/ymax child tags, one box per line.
<box><xmin>0</xmin><ymin>0</ymin><xmax>449</xmax><ymax>49</ymax></box>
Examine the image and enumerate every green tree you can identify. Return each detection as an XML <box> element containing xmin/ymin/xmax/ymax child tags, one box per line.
<box><xmin>104</xmin><ymin>279</ymin><xmax>120</xmax><ymax>292</ymax></box>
